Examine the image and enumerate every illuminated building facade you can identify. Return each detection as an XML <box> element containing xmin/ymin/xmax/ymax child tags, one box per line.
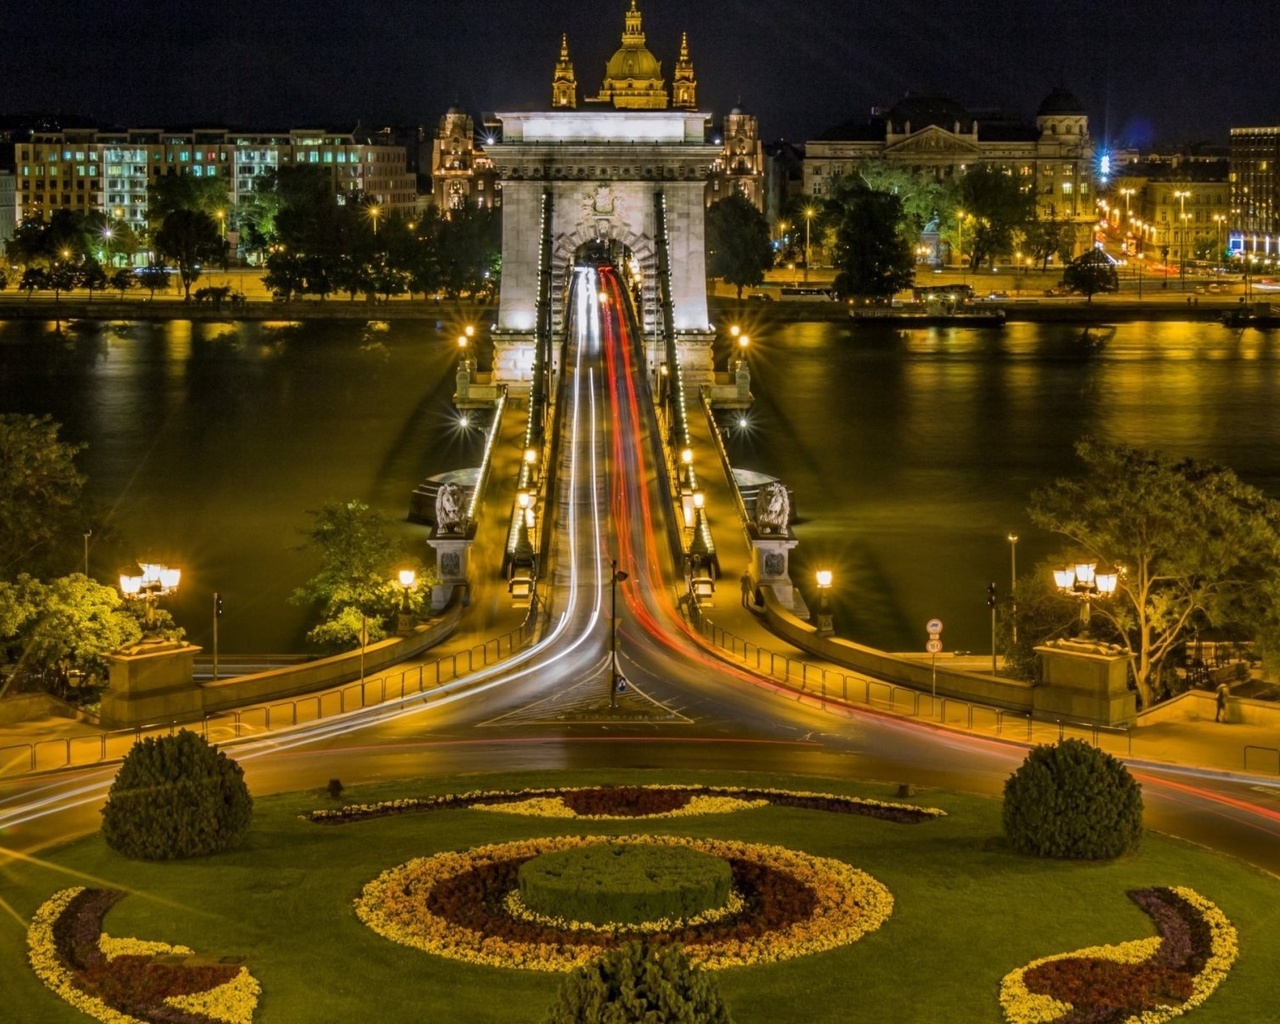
<box><xmin>13</xmin><ymin>127</ymin><xmax>416</xmax><ymax>231</ymax></box>
<box><xmin>1229</xmin><ymin>127</ymin><xmax>1280</xmax><ymax>256</ymax></box>
<box><xmin>805</xmin><ymin>88</ymin><xmax>1097</xmax><ymax>256</ymax></box>
<box><xmin>430</xmin><ymin>107</ymin><xmax>501</xmax><ymax>213</ymax></box>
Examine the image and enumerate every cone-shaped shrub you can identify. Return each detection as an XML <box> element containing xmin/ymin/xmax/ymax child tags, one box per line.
<box><xmin>101</xmin><ymin>729</ymin><xmax>252</xmax><ymax>860</ymax></box>
<box><xmin>544</xmin><ymin>939</ymin><xmax>732</xmax><ymax>1024</ymax></box>
<box><xmin>1003</xmin><ymin>738</ymin><xmax>1143</xmax><ymax>859</ymax></box>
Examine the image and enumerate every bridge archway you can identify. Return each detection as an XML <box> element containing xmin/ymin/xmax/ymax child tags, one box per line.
<box><xmin>486</xmin><ymin>110</ymin><xmax>721</xmax><ymax>389</ymax></box>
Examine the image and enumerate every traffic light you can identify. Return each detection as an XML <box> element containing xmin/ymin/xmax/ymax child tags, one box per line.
<box><xmin>987</xmin><ymin>582</ymin><xmax>997</xmax><ymax>609</ymax></box>
<box><xmin>215</xmin><ymin>592</ymin><xmax>224</xmax><ymax>617</ymax></box>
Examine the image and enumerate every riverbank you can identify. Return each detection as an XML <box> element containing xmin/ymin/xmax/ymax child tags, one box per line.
<box><xmin>708</xmin><ymin>296</ymin><xmax>1242</xmax><ymax>324</ymax></box>
<box><xmin>0</xmin><ymin>296</ymin><xmax>495</xmax><ymax>322</ymax></box>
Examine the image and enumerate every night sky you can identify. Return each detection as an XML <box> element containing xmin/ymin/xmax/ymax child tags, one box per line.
<box><xmin>3</xmin><ymin>1</ymin><xmax>1270</xmax><ymax>147</ymax></box>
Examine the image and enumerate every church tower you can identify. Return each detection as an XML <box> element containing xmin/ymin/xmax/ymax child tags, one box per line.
<box><xmin>672</xmin><ymin>32</ymin><xmax>696</xmax><ymax>109</ymax></box>
<box><xmin>551</xmin><ymin>34</ymin><xmax>577</xmax><ymax>109</ymax></box>
<box><xmin>590</xmin><ymin>0</ymin><xmax>667</xmax><ymax>109</ymax></box>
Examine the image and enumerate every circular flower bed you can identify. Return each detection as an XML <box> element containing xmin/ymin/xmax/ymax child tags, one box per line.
<box><xmin>354</xmin><ymin>834</ymin><xmax>893</xmax><ymax>971</ymax></box>
<box><xmin>308</xmin><ymin>784</ymin><xmax>946</xmax><ymax>825</ymax></box>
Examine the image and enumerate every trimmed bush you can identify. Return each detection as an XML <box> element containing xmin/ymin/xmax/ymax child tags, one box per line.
<box><xmin>101</xmin><ymin>729</ymin><xmax>253</xmax><ymax>860</ymax></box>
<box><xmin>544</xmin><ymin>939</ymin><xmax>733</xmax><ymax>1024</ymax></box>
<box><xmin>519</xmin><ymin>843</ymin><xmax>731</xmax><ymax>926</ymax></box>
<box><xmin>1002</xmin><ymin>738</ymin><xmax>1143</xmax><ymax>859</ymax></box>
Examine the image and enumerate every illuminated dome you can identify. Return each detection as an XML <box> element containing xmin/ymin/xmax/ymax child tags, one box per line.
<box><xmin>605</xmin><ymin>43</ymin><xmax>662</xmax><ymax>82</ymax></box>
<box><xmin>595</xmin><ymin>1</ymin><xmax>668</xmax><ymax>109</ymax></box>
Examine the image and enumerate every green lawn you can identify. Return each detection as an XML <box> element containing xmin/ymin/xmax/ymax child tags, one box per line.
<box><xmin>5</xmin><ymin>768</ymin><xmax>1279</xmax><ymax>1023</ymax></box>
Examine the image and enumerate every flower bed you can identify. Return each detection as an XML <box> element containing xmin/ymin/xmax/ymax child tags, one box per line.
<box><xmin>27</xmin><ymin>887</ymin><xmax>260</xmax><ymax>1024</ymax></box>
<box><xmin>354</xmin><ymin>834</ymin><xmax>894</xmax><ymax>971</ymax></box>
<box><xmin>999</xmin><ymin>886</ymin><xmax>1238</xmax><ymax>1024</ymax></box>
<box><xmin>307</xmin><ymin>784</ymin><xmax>946</xmax><ymax>824</ymax></box>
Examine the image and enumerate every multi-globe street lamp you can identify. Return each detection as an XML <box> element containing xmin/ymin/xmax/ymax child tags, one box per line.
<box><xmin>1053</xmin><ymin>561</ymin><xmax>1119</xmax><ymax>624</ymax></box>
<box><xmin>118</xmin><ymin>562</ymin><xmax>181</xmax><ymax>629</ymax></box>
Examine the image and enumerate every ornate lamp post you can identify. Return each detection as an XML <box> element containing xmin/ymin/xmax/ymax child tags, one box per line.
<box><xmin>814</xmin><ymin>570</ymin><xmax>834</xmax><ymax>637</ymax></box>
<box><xmin>1007</xmin><ymin>533</ymin><xmax>1018</xmax><ymax>646</ymax></box>
<box><xmin>397</xmin><ymin>568</ymin><xmax>417</xmax><ymax>635</ymax></box>
<box><xmin>1173</xmin><ymin>189</ymin><xmax>1192</xmax><ymax>291</ymax></box>
<box><xmin>1053</xmin><ymin>561</ymin><xmax>1119</xmax><ymax>624</ymax></box>
<box><xmin>119</xmin><ymin>562</ymin><xmax>181</xmax><ymax>629</ymax></box>
<box><xmin>803</xmin><ymin>206</ymin><xmax>816</xmax><ymax>282</ymax></box>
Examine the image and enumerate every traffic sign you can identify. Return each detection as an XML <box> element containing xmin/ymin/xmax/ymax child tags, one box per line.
<box><xmin>926</xmin><ymin>618</ymin><xmax>943</xmax><ymax>635</ymax></box>
<box><xmin>926</xmin><ymin>638</ymin><xmax>943</xmax><ymax>654</ymax></box>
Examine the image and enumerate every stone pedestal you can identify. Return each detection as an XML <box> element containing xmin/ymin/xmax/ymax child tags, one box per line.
<box><xmin>1034</xmin><ymin>639</ymin><xmax>1137</xmax><ymax>726</ymax></box>
<box><xmin>750</xmin><ymin>534</ymin><xmax>803</xmax><ymax>612</ymax></box>
<box><xmin>428</xmin><ymin>536</ymin><xmax>474</xmax><ymax>611</ymax></box>
<box><xmin>491</xmin><ymin>333</ymin><xmax>536</xmax><ymax>390</ymax></box>
<box><xmin>675</xmin><ymin>334</ymin><xmax>715</xmax><ymax>387</ymax></box>
<box><xmin>99</xmin><ymin>641</ymin><xmax>202</xmax><ymax>729</ymax></box>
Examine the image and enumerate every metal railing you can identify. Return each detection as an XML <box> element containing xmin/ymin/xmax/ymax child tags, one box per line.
<box><xmin>0</xmin><ymin>601</ymin><xmax>544</xmax><ymax>778</ymax></box>
<box><xmin>691</xmin><ymin>609</ymin><xmax>1141</xmax><ymax>759</ymax></box>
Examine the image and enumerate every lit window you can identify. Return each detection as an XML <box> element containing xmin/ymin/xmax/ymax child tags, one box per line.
<box><xmin>1062</xmin><ymin>182</ymin><xmax>1073</xmax><ymax>194</ymax></box>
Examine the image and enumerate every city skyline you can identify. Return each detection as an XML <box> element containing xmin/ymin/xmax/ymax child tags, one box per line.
<box><xmin>3</xmin><ymin>0</ymin><xmax>1270</xmax><ymax>146</ymax></box>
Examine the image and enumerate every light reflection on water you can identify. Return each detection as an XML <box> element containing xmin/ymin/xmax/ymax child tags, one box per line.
<box><xmin>3</xmin><ymin>316</ymin><xmax>1279</xmax><ymax>655</ymax></box>
<box><xmin>0</xmin><ymin>318</ymin><xmax>474</xmax><ymax>652</ymax></box>
<box><xmin>725</xmin><ymin>319</ymin><xmax>1280</xmax><ymax>652</ymax></box>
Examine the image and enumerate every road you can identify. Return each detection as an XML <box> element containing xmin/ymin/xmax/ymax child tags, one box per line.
<box><xmin>4</xmin><ymin>262</ymin><xmax>1280</xmax><ymax>884</ymax></box>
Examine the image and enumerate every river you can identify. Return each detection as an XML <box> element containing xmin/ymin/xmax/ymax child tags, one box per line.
<box><xmin>3</xmin><ymin>316</ymin><xmax>1278</xmax><ymax>654</ymax></box>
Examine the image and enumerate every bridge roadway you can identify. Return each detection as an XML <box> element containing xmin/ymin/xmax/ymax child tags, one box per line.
<box><xmin>4</xmin><ymin>266</ymin><xmax>1280</xmax><ymax>885</ymax></box>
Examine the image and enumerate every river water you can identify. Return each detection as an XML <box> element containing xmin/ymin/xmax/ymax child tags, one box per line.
<box><xmin>3</xmin><ymin>316</ymin><xmax>1278</xmax><ymax>654</ymax></box>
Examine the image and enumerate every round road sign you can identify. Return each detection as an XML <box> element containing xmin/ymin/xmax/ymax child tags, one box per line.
<box><xmin>926</xmin><ymin>618</ymin><xmax>943</xmax><ymax>635</ymax></box>
<box><xmin>926</xmin><ymin>638</ymin><xmax>943</xmax><ymax>654</ymax></box>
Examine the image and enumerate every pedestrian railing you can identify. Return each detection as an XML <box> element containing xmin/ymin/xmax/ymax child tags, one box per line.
<box><xmin>0</xmin><ymin>601</ymin><xmax>543</xmax><ymax>778</ymax></box>
<box><xmin>690</xmin><ymin>609</ymin><xmax>1144</xmax><ymax>761</ymax></box>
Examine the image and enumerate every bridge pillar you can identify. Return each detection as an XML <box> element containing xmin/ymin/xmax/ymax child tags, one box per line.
<box><xmin>750</xmin><ymin>535</ymin><xmax>805</xmax><ymax>613</ymax></box>
<box><xmin>427</xmin><ymin>536</ymin><xmax>474</xmax><ymax>611</ymax></box>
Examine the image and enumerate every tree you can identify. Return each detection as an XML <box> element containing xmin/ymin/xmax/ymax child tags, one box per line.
<box><xmin>47</xmin><ymin>256</ymin><xmax>81</xmax><ymax>301</ymax></box>
<box><xmin>154</xmin><ymin>209</ymin><xmax>222</xmax><ymax>300</ymax></box>
<box><xmin>957</xmin><ymin>165</ymin><xmax>1036</xmax><ymax>269</ymax></box>
<box><xmin>1029</xmin><ymin>439</ymin><xmax>1280</xmax><ymax>709</ymax></box>
<box><xmin>110</xmin><ymin>268</ymin><xmax>136</xmax><ymax>300</ymax></box>
<box><xmin>19</xmin><ymin>267</ymin><xmax>47</xmax><ymax>299</ymax></box>
<box><xmin>1021</xmin><ymin>215</ymin><xmax>1075</xmax><ymax>270</ymax></box>
<box><xmin>2</xmin><ymin>574</ymin><xmax>144</xmax><ymax>691</ymax></box>
<box><xmin>827</xmin><ymin>183</ymin><xmax>915</xmax><ymax>298</ymax></box>
<box><xmin>1061</xmin><ymin>248</ymin><xmax>1119</xmax><ymax>302</ymax></box>
<box><xmin>292</xmin><ymin>500</ymin><xmax>429</xmax><ymax>652</ymax></box>
<box><xmin>147</xmin><ymin>174</ymin><xmax>230</xmax><ymax>226</ymax></box>
<box><xmin>855</xmin><ymin>161</ymin><xmax>958</xmax><ymax>241</ymax></box>
<box><xmin>705</xmin><ymin>193</ymin><xmax>774</xmax><ymax>300</ymax></box>
<box><xmin>101</xmin><ymin>730</ymin><xmax>253</xmax><ymax>860</ymax></box>
<box><xmin>0</xmin><ymin>414</ymin><xmax>87</xmax><ymax>578</ymax></box>
<box><xmin>136</xmin><ymin>265</ymin><xmax>171</xmax><ymax>298</ymax></box>
<box><xmin>544</xmin><ymin>940</ymin><xmax>732</xmax><ymax>1024</ymax></box>
<box><xmin>81</xmin><ymin>261</ymin><xmax>108</xmax><ymax>302</ymax></box>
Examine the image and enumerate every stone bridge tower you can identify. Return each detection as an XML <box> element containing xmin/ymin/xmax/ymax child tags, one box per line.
<box><xmin>487</xmin><ymin>2</ymin><xmax>719</xmax><ymax>389</ymax></box>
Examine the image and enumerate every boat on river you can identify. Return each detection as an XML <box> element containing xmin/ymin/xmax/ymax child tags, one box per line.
<box><xmin>850</xmin><ymin>303</ymin><xmax>1006</xmax><ymax>326</ymax></box>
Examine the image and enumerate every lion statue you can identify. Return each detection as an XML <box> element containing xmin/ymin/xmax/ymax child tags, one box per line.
<box><xmin>435</xmin><ymin>481</ymin><xmax>466</xmax><ymax>535</ymax></box>
<box><xmin>755</xmin><ymin>480</ymin><xmax>790</xmax><ymax>535</ymax></box>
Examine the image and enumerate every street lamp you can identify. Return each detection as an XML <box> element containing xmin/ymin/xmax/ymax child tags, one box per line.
<box><xmin>1212</xmin><ymin>213</ymin><xmax>1226</xmax><ymax>266</ymax></box>
<box><xmin>1173</xmin><ymin>189</ymin><xmax>1192</xmax><ymax>291</ymax></box>
<box><xmin>609</xmin><ymin>558</ymin><xmax>629</xmax><ymax>707</ymax></box>
<box><xmin>1007</xmin><ymin>534</ymin><xmax>1018</xmax><ymax>646</ymax></box>
<box><xmin>119</xmin><ymin>562</ymin><xmax>181</xmax><ymax>629</ymax></box>
<box><xmin>397</xmin><ymin>568</ymin><xmax>417</xmax><ymax>635</ymax></box>
<box><xmin>1053</xmin><ymin>561</ymin><xmax>1119</xmax><ymax>624</ymax></box>
<box><xmin>814</xmin><ymin>569</ymin><xmax>834</xmax><ymax>637</ymax></box>
<box><xmin>100</xmin><ymin>227</ymin><xmax>113</xmax><ymax>268</ymax></box>
<box><xmin>803</xmin><ymin>206</ymin><xmax>816</xmax><ymax>282</ymax></box>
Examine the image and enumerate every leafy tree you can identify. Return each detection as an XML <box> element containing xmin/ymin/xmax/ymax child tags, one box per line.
<box><xmin>154</xmin><ymin>209</ymin><xmax>222</xmax><ymax>300</ymax></box>
<box><xmin>544</xmin><ymin>940</ymin><xmax>732</xmax><ymax>1024</ymax></box>
<box><xmin>705</xmin><ymin>193</ymin><xmax>774</xmax><ymax>300</ymax></box>
<box><xmin>1061</xmin><ymin>248</ymin><xmax>1119</xmax><ymax>302</ymax></box>
<box><xmin>1003</xmin><ymin>740</ymin><xmax>1143</xmax><ymax>859</ymax></box>
<box><xmin>81</xmin><ymin>260</ymin><xmax>108</xmax><ymax>301</ymax></box>
<box><xmin>147</xmin><ymin>173</ymin><xmax>230</xmax><ymax>226</ymax></box>
<box><xmin>2</xmin><ymin>574</ymin><xmax>144</xmax><ymax>689</ymax></box>
<box><xmin>19</xmin><ymin>267</ymin><xmax>47</xmax><ymax>299</ymax></box>
<box><xmin>0</xmin><ymin>414</ymin><xmax>87</xmax><ymax>578</ymax></box>
<box><xmin>136</xmin><ymin>265</ymin><xmax>171</xmax><ymax>298</ymax></box>
<box><xmin>957</xmin><ymin>165</ymin><xmax>1036</xmax><ymax>269</ymax></box>
<box><xmin>1029</xmin><ymin>439</ymin><xmax>1280</xmax><ymax>709</ymax></box>
<box><xmin>1021</xmin><ymin>215</ymin><xmax>1075</xmax><ymax>269</ymax></box>
<box><xmin>101</xmin><ymin>730</ymin><xmax>252</xmax><ymax>860</ymax></box>
<box><xmin>262</xmin><ymin>248</ymin><xmax>306</xmax><ymax>301</ymax></box>
<box><xmin>437</xmin><ymin>204</ymin><xmax>501</xmax><ymax>300</ymax></box>
<box><xmin>827</xmin><ymin>183</ymin><xmax>915</xmax><ymax>298</ymax></box>
<box><xmin>0</xmin><ymin>269</ymin><xmax>7</xmax><ymax>291</ymax></box>
<box><xmin>856</xmin><ymin>160</ymin><xmax>958</xmax><ymax>240</ymax></box>
<box><xmin>292</xmin><ymin>500</ymin><xmax>431</xmax><ymax>652</ymax></box>
<box><xmin>110</xmin><ymin>268</ymin><xmax>136</xmax><ymax>300</ymax></box>
<box><xmin>47</xmin><ymin>257</ymin><xmax>81</xmax><ymax>301</ymax></box>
